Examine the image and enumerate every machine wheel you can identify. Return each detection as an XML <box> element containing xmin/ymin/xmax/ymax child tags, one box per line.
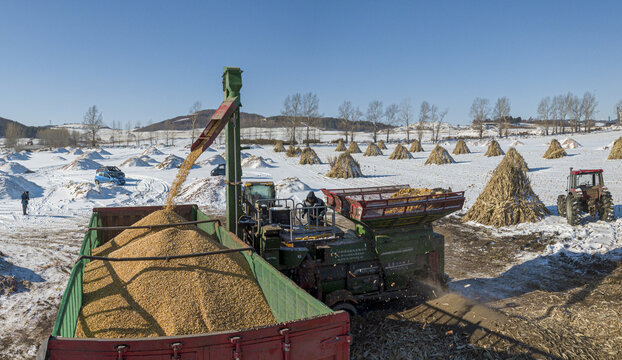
<box><xmin>599</xmin><ymin>192</ymin><xmax>615</xmax><ymax>222</ymax></box>
<box><xmin>557</xmin><ymin>195</ymin><xmax>567</xmax><ymax>217</ymax></box>
<box><xmin>94</xmin><ymin>180</ymin><xmax>99</xmax><ymax>185</ymax></box>
<box><xmin>566</xmin><ymin>196</ymin><xmax>580</xmax><ymax>226</ymax></box>
<box><xmin>331</xmin><ymin>302</ymin><xmax>358</xmax><ymax>316</ymax></box>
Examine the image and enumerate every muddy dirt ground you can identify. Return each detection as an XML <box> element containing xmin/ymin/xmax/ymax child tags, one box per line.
<box><xmin>350</xmin><ymin>216</ymin><xmax>621</xmax><ymax>360</ymax></box>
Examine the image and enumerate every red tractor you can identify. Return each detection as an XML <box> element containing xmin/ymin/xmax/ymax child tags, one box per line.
<box><xmin>557</xmin><ymin>168</ymin><xmax>614</xmax><ymax>225</ymax></box>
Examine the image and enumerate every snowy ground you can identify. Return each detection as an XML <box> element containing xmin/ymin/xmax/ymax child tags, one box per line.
<box><xmin>1</xmin><ymin>128</ymin><xmax>622</xmax><ymax>358</ymax></box>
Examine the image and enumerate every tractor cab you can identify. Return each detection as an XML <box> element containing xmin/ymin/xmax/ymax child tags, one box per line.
<box><xmin>558</xmin><ymin>168</ymin><xmax>614</xmax><ymax>225</ymax></box>
<box><xmin>568</xmin><ymin>168</ymin><xmax>604</xmax><ymax>198</ymax></box>
<box><xmin>242</xmin><ymin>181</ymin><xmax>277</xmax><ymax>219</ymax></box>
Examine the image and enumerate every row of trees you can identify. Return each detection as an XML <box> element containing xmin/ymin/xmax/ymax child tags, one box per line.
<box><xmin>470</xmin><ymin>93</ymin><xmax>622</xmax><ymax>139</ymax></box>
<box><xmin>470</xmin><ymin>97</ymin><xmax>512</xmax><ymax>139</ymax></box>
<box><xmin>339</xmin><ymin>99</ymin><xmax>448</xmax><ymax>143</ymax></box>
<box><xmin>537</xmin><ymin>92</ymin><xmax>598</xmax><ymax>135</ymax></box>
<box><xmin>282</xmin><ymin>93</ymin><xmax>450</xmax><ymax>144</ymax></box>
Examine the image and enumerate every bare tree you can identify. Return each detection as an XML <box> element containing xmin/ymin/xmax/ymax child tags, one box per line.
<box><xmin>282</xmin><ymin>93</ymin><xmax>302</xmax><ymax>144</ymax></box>
<box><xmin>429</xmin><ymin>105</ymin><xmax>438</xmax><ymax>142</ymax></box>
<box><xmin>338</xmin><ymin>100</ymin><xmax>353</xmax><ymax>143</ymax></box>
<box><xmin>551</xmin><ymin>96</ymin><xmax>560</xmax><ymax>134</ymax></box>
<box><xmin>366</xmin><ymin>100</ymin><xmax>383</xmax><ymax>143</ymax></box>
<box><xmin>435</xmin><ymin>109</ymin><xmax>448</xmax><ymax>143</ymax></box>
<box><xmin>537</xmin><ymin>97</ymin><xmax>552</xmax><ymax>135</ymax></box>
<box><xmin>83</xmin><ymin>105</ymin><xmax>103</xmax><ymax>147</ymax></box>
<box><xmin>470</xmin><ymin>98</ymin><xmax>490</xmax><ymax>139</ymax></box>
<box><xmin>567</xmin><ymin>94</ymin><xmax>581</xmax><ymax>133</ymax></box>
<box><xmin>135</xmin><ymin>121</ymin><xmax>142</xmax><ymax>146</ymax></box>
<box><xmin>417</xmin><ymin>101</ymin><xmax>431</xmax><ymax>142</ymax></box>
<box><xmin>400</xmin><ymin>98</ymin><xmax>413</xmax><ymax>143</ymax></box>
<box><xmin>616</xmin><ymin>100</ymin><xmax>622</xmax><ymax>125</ymax></box>
<box><xmin>302</xmin><ymin>93</ymin><xmax>319</xmax><ymax>146</ymax></box>
<box><xmin>581</xmin><ymin>91</ymin><xmax>598</xmax><ymax>133</ymax></box>
<box><xmin>384</xmin><ymin>104</ymin><xmax>399</xmax><ymax>142</ymax></box>
<box><xmin>493</xmin><ymin>97</ymin><xmax>511</xmax><ymax>137</ymax></box>
<box><xmin>351</xmin><ymin>107</ymin><xmax>363</xmax><ymax>142</ymax></box>
<box><xmin>189</xmin><ymin>101</ymin><xmax>202</xmax><ymax>144</ymax></box>
<box><xmin>4</xmin><ymin>122</ymin><xmax>23</xmax><ymax>150</ymax></box>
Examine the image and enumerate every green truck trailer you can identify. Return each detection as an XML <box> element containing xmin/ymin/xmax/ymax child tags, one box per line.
<box><xmin>38</xmin><ymin>205</ymin><xmax>350</xmax><ymax>360</ymax></box>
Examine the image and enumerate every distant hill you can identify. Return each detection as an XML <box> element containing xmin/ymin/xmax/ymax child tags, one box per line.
<box><xmin>139</xmin><ymin>109</ymin><xmax>391</xmax><ymax>133</ymax></box>
<box><xmin>0</xmin><ymin>117</ymin><xmax>39</xmax><ymax>138</ymax></box>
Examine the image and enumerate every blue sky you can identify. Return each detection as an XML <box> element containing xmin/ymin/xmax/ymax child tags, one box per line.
<box><xmin>1</xmin><ymin>1</ymin><xmax>620</xmax><ymax>126</ymax></box>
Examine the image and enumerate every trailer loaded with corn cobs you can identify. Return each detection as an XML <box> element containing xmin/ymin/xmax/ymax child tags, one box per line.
<box><xmin>238</xmin><ymin>184</ymin><xmax>465</xmax><ymax>315</ymax></box>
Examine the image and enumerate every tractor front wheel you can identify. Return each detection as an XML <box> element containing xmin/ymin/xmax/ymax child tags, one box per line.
<box><xmin>566</xmin><ymin>196</ymin><xmax>580</xmax><ymax>226</ymax></box>
<box><xmin>599</xmin><ymin>192</ymin><xmax>615</xmax><ymax>222</ymax></box>
<box><xmin>557</xmin><ymin>195</ymin><xmax>567</xmax><ymax>217</ymax></box>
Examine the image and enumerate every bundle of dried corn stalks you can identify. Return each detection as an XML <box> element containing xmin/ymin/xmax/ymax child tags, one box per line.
<box><xmin>273</xmin><ymin>141</ymin><xmax>285</xmax><ymax>152</ymax></box>
<box><xmin>425</xmin><ymin>144</ymin><xmax>455</xmax><ymax>165</ymax></box>
<box><xmin>363</xmin><ymin>143</ymin><xmax>383</xmax><ymax>156</ymax></box>
<box><xmin>347</xmin><ymin>141</ymin><xmax>362</xmax><ymax>153</ymax></box>
<box><xmin>452</xmin><ymin>139</ymin><xmax>470</xmax><ymax>155</ymax></box>
<box><xmin>463</xmin><ymin>149</ymin><xmax>548</xmax><ymax>226</ymax></box>
<box><xmin>484</xmin><ymin>140</ymin><xmax>504</xmax><ymax>157</ymax></box>
<box><xmin>542</xmin><ymin>139</ymin><xmax>567</xmax><ymax>159</ymax></box>
<box><xmin>389</xmin><ymin>143</ymin><xmax>413</xmax><ymax>160</ymax></box>
<box><xmin>326</xmin><ymin>152</ymin><xmax>363</xmax><ymax>178</ymax></box>
<box><xmin>299</xmin><ymin>147</ymin><xmax>321</xmax><ymax>164</ymax></box>
<box><xmin>409</xmin><ymin>139</ymin><xmax>424</xmax><ymax>152</ymax></box>
<box><xmin>335</xmin><ymin>139</ymin><xmax>346</xmax><ymax>151</ymax></box>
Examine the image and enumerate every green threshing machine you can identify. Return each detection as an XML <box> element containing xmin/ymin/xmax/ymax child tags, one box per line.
<box><xmin>237</xmin><ymin>184</ymin><xmax>465</xmax><ymax>314</ymax></box>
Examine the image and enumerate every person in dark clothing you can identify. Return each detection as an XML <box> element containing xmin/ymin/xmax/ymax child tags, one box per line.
<box><xmin>302</xmin><ymin>191</ymin><xmax>326</xmax><ymax>225</ymax></box>
<box><xmin>21</xmin><ymin>191</ymin><xmax>29</xmax><ymax>215</ymax></box>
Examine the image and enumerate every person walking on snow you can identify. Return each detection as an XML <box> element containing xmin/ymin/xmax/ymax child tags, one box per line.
<box><xmin>21</xmin><ymin>191</ymin><xmax>29</xmax><ymax>215</ymax></box>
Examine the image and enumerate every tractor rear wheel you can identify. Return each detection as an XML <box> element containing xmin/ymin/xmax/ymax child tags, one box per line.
<box><xmin>331</xmin><ymin>302</ymin><xmax>358</xmax><ymax>316</ymax></box>
<box><xmin>566</xmin><ymin>196</ymin><xmax>580</xmax><ymax>226</ymax></box>
<box><xmin>557</xmin><ymin>195</ymin><xmax>567</xmax><ymax>217</ymax></box>
<box><xmin>599</xmin><ymin>192</ymin><xmax>615</xmax><ymax>222</ymax></box>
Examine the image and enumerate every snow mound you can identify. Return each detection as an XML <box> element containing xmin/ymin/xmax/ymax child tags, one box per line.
<box><xmin>155</xmin><ymin>154</ymin><xmax>194</xmax><ymax>170</ymax></box>
<box><xmin>71</xmin><ymin>148</ymin><xmax>84</xmax><ymax>155</ymax></box>
<box><xmin>52</xmin><ymin>148</ymin><xmax>69</xmax><ymax>154</ymax></box>
<box><xmin>60</xmin><ymin>158</ymin><xmax>102</xmax><ymax>171</ymax></box>
<box><xmin>175</xmin><ymin>177</ymin><xmax>226</xmax><ymax>211</ymax></box>
<box><xmin>64</xmin><ymin>181</ymin><xmax>130</xmax><ymax>200</ymax></box>
<box><xmin>275</xmin><ymin>177</ymin><xmax>310</xmax><ymax>200</ymax></box>
<box><xmin>52</xmin><ymin>155</ymin><xmax>67</xmax><ymax>161</ymax></box>
<box><xmin>222</xmin><ymin>152</ymin><xmax>251</xmax><ymax>160</ymax></box>
<box><xmin>139</xmin><ymin>155</ymin><xmax>158</xmax><ymax>164</ymax></box>
<box><xmin>0</xmin><ymin>174</ymin><xmax>43</xmax><ymax>199</ymax></box>
<box><xmin>3</xmin><ymin>152</ymin><xmax>30</xmax><ymax>161</ymax></box>
<box><xmin>119</xmin><ymin>157</ymin><xmax>151</xmax><ymax>167</ymax></box>
<box><xmin>241</xmin><ymin>155</ymin><xmax>273</xmax><ymax>169</ymax></box>
<box><xmin>141</xmin><ymin>147</ymin><xmax>164</xmax><ymax>156</ymax></box>
<box><xmin>98</xmin><ymin>148</ymin><xmax>112</xmax><ymax>155</ymax></box>
<box><xmin>510</xmin><ymin>140</ymin><xmax>524</xmax><ymax>147</ymax></box>
<box><xmin>0</xmin><ymin>162</ymin><xmax>33</xmax><ymax>174</ymax></box>
<box><xmin>561</xmin><ymin>138</ymin><xmax>582</xmax><ymax>149</ymax></box>
<box><xmin>79</xmin><ymin>151</ymin><xmax>105</xmax><ymax>160</ymax></box>
<box><xmin>197</xmin><ymin>154</ymin><xmax>225</xmax><ymax>166</ymax></box>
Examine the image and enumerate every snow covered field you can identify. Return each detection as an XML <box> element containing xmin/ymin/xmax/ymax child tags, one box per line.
<box><xmin>1</xmin><ymin>128</ymin><xmax>622</xmax><ymax>358</ymax></box>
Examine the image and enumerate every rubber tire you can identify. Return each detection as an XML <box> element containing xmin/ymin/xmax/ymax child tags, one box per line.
<box><xmin>566</xmin><ymin>196</ymin><xmax>580</xmax><ymax>226</ymax></box>
<box><xmin>94</xmin><ymin>180</ymin><xmax>99</xmax><ymax>185</ymax></box>
<box><xmin>557</xmin><ymin>195</ymin><xmax>567</xmax><ymax>217</ymax></box>
<box><xmin>599</xmin><ymin>192</ymin><xmax>615</xmax><ymax>222</ymax></box>
<box><xmin>331</xmin><ymin>302</ymin><xmax>358</xmax><ymax>316</ymax></box>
